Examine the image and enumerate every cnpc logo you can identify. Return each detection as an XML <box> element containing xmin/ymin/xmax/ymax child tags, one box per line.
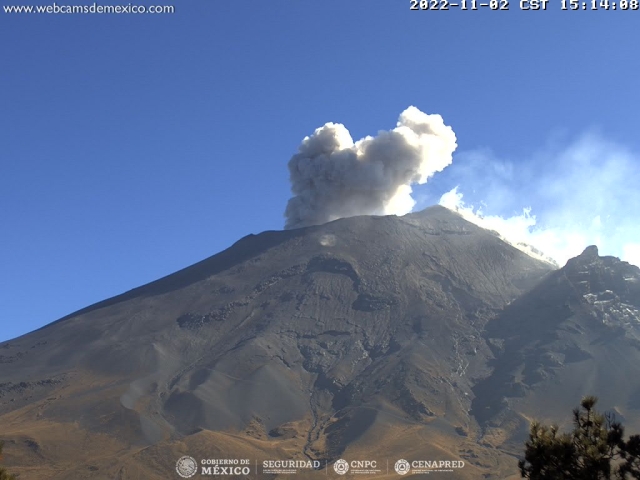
<box><xmin>333</xmin><ymin>459</ymin><xmax>378</xmax><ymax>475</ymax></box>
<box><xmin>334</xmin><ymin>459</ymin><xmax>349</xmax><ymax>475</ymax></box>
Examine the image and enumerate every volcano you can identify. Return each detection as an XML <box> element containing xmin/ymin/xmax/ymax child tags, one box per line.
<box><xmin>1</xmin><ymin>206</ymin><xmax>639</xmax><ymax>479</ymax></box>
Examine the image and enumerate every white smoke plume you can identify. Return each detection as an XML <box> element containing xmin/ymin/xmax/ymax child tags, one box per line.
<box><xmin>436</xmin><ymin>132</ymin><xmax>640</xmax><ymax>268</ymax></box>
<box><xmin>284</xmin><ymin>106</ymin><xmax>457</xmax><ymax>229</ymax></box>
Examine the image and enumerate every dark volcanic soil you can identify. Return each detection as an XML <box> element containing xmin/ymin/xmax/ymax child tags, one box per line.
<box><xmin>1</xmin><ymin>206</ymin><xmax>639</xmax><ymax>479</ymax></box>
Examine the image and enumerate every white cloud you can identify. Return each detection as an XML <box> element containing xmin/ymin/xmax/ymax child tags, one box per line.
<box><xmin>438</xmin><ymin>132</ymin><xmax>640</xmax><ymax>267</ymax></box>
<box><xmin>623</xmin><ymin>244</ymin><xmax>640</xmax><ymax>269</ymax></box>
<box><xmin>284</xmin><ymin>106</ymin><xmax>457</xmax><ymax>229</ymax></box>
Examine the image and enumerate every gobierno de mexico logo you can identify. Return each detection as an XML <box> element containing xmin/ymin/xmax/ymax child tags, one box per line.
<box><xmin>176</xmin><ymin>456</ymin><xmax>198</xmax><ymax>478</ymax></box>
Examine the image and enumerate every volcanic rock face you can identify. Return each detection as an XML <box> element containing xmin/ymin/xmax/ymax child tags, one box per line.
<box><xmin>0</xmin><ymin>207</ymin><xmax>638</xmax><ymax>479</ymax></box>
<box><xmin>472</xmin><ymin>245</ymin><xmax>640</xmax><ymax>450</ymax></box>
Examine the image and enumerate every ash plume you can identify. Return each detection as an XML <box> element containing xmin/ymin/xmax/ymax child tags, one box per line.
<box><xmin>284</xmin><ymin>106</ymin><xmax>457</xmax><ymax>229</ymax></box>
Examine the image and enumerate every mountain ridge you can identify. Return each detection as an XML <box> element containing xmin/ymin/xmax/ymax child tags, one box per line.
<box><xmin>1</xmin><ymin>206</ymin><xmax>638</xmax><ymax>480</ymax></box>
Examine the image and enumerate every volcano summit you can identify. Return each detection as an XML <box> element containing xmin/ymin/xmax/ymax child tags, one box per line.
<box><xmin>1</xmin><ymin>206</ymin><xmax>639</xmax><ymax>479</ymax></box>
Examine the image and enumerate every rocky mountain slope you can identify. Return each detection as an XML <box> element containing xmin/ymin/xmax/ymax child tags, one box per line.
<box><xmin>1</xmin><ymin>206</ymin><xmax>638</xmax><ymax>479</ymax></box>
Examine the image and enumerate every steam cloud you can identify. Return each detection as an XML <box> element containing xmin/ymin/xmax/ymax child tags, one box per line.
<box><xmin>435</xmin><ymin>133</ymin><xmax>640</xmax><ymax>267</ymax></box>
<box><xmin>284</xmin><ymin>106</ymin><xmax>457</xmax><ymax>229</ymax></box>
<box><xmin>283</xmin><ymin>107</ymin><xmax>639</xmax><ymax>268</ymax></box>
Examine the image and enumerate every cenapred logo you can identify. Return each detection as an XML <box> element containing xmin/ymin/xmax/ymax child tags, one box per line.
<box><xmin>394</xmin><ymin>459</ymin><xmax>410</xmax><ymax>475</ymax></box>
<box><xmin>176</xmin><ymin>456</ymin><xmax>198</xmax><ymax>478</ymax></box>
<box><xmin>334</xmin><ymin>458</ymin><xmax>350</xmax><ymax>475</ymax></box>
<box><xmin>394</xmin><ymin>459</ymin><xmax>465</xmax><ymax>475</ymax></box>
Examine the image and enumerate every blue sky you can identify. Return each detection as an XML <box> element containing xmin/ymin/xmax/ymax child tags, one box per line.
<box><xmin>2</xmin><ymin>1</ymin><xmax>639</xmax><ymax>342</ymax></box>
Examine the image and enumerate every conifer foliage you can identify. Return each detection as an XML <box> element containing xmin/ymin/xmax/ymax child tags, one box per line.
<box><xmin>519</xmin><ymin>396</ymin><xmax>640</xmax><ymax>479</ymax></box>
